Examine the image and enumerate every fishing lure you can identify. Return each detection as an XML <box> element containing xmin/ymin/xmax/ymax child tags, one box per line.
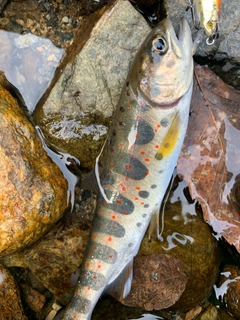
<box><xmin>187</xmin><ymin>0</ymin><xmax>221</xmax><ymax>44</ymax></box>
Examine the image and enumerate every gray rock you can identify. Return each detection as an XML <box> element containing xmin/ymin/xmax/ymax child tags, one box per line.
<box><xmin>34</xmin><ymin>0</ymin><xmax>151</xmax><ymax>169</ymax></box>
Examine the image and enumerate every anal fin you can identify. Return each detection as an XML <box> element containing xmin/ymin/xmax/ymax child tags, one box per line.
<box><xmin>106</xmin><ymin>259</ymin><xmax>133</xmax><ymax>300</ymax></box>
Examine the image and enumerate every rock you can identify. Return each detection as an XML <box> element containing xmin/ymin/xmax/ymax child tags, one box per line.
<box><xmin>138</xmin><ymin>176</ymin><xmax>220</xmax><ymax>311</ymax></box>
<box><xmin>0</xmin><ymin>30</ymin><xmax>64</xmax><ymax>113</ymax></box>
<box><xmin>198</xmin><ymin>304</ymin><xmax>218</xmax><ymax>320</ymax></box>
<box><xmin>110</xmin><ymin>254</ymin><xmax>187</xmax><ymax>311</ymax></box>
<box><xmin>185</xmin><ymin>306</ymin><xmax>202</xmax><ymax>320</ymax></box>
<box><xmin>23</xmin><ymin>213</ymin><xmax>92</xmax><ymax>305</ymax></box>
<box><xmin>217</xmin><ymin>265</ymin><xmax>240</xmax><ymax>319</ymax></box>
<box><xmin>0</xmin><ymin>264</ymin><xmax>27</xmax><ymax>320</ymax></box>
<box><xmin>164</xmin><ymin>0</ymin><xmax>240</xmax><ymax>63</ymax></box>
<box><xmin>3</xmin><ymin>0</ymin><xmax>41</xmax><ymax>21</ymax></box>
<box><xmin>0</xmin><ymin>85</ymin><xmax>68</xmax><ymax>257</ymax></box>
<box><xmin>33</xmin><ymin>0</ymin><xmax>151</xmax><ymax>169</ymax></box>
<box><xmin>62</xmin><ymin>16</ymin><xmax>69</xmax><ymax>24</ymax></box>
<box><xmin>20</xmin><ymin>283</ymin><xmax>46</xmax><ymax>313</ymax></box>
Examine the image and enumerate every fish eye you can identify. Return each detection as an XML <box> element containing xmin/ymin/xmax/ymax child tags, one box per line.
<box><xmin>152</xmin><ymin>36</ymin><xmax>168</xmax><ymax>54</ymax></box>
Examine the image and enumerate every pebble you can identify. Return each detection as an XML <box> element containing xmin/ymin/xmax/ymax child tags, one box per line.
<box><xmin>62</xmin><ymin>16</ymin><xmax>69</xmax><ymax>23</ymax></box>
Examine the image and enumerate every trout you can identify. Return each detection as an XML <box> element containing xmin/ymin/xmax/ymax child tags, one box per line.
<box><xmin>63</xmin><ymin>17</ymin><xmax>193</xmax><ymax>319</ymax></box>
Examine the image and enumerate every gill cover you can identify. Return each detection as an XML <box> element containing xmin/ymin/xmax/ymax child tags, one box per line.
<box><xmin>128</xmin><ymin>18</ymin><xmax>193</xmax><ymax>106</ymax></box>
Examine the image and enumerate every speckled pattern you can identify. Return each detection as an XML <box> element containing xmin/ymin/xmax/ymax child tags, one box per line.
<box><xmin>63</xmin><ymin>17</ymin><xmax>193</xmax><ymax>319</ymax></box>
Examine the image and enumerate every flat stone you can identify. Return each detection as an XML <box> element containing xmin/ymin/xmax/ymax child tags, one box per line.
<box><xmin>34</xmin><ymin>0</ymin><xmax>150</xmax><ymax>168</ymax></box>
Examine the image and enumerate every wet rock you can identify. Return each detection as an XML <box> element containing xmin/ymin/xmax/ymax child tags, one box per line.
<box><xmin>197</xmin><ymin>304</ymin><xmax>218</xmax><ymax>320</ymax></box>
<box><xmin>137</xmin><ymin>176</ymin><xmax>220</xmax><ymax>311</ymax></box>
<box><xmin>0</xmin><ymin>264</ymin><xmax>27</xmax><ymax>320</ymax></box>
<box><xmin>0</xmin><ymin>0</ymin><xmax>8</xmax><ymax>13</ymax></box>
<box><xmin>23</xmin><ymin>213</ymin><xmax>92</xmax><ymax>305</ymax></box>
<box><xmin>185</xmin><ymin>306</ymin><xmax>202</xmax><ymax>320</ymax></box>
<box><xmin>217</xmin><ymin>265</ymin><xmax>240</xmax><ymax>319</ymax></box>
<box><xmin>3</xmin><ymin>0</ymin><xmax>41</xmax><ymax>21</ymax></box>
<box><xmin>20</xmin><ymin>283</ymin><xmax>46</xmax><ymax>313</ymax></box>
<box><xmin>34</xmin><ymin>0</ymin><xmax>151</xmax><ymax>169</ymax></box>
<box><xmin>0</xmin><ymin>30</ymin><xmax>64</xmax><ymax>113</ymax></box>
<box><xmin>218</xmin><ymin>309</ymin><xmax>235</xmax><ymax>320</ymax></box>
<box><xmin>164</xmin><ymin>0</ymin><xmax>240</xmax><ymax>63</ymax></box>
<box><xmin>0</xmin><ymin>85</ymin><xmax>68</xmax><ymax>257</ymax></box>
<box><xmin>111</xmin><ymin>254</ymin><xmax>187</xmax><ymax>311</ymax></box>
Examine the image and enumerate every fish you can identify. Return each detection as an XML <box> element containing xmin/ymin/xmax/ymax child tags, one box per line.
<box><xmin>188</xmin><ymin>0</ymin><xmax>221</xmax><ymax>44</ymax></box>
<box><xmin>63</xmin><ymin>17</ymin><xmax>194</xmax><ymax>320</ymax></box>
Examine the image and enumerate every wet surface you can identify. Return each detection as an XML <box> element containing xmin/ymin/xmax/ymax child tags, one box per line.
<box><xmin>0</xmin><ymin>0</ymin><xmax>239</xmax><ymax>319</ymax></box>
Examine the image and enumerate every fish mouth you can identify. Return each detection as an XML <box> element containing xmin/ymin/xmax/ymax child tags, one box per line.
<box><xmin>169</xmin><ymin>18</ymin><xmax>192</xmax><ymax>59</ymax></box>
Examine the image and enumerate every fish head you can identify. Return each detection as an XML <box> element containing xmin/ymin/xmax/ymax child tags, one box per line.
<box><xmin>129</xmin><ymin>18</ymin><xmax>193</xmax><ymax>107</ymax></box>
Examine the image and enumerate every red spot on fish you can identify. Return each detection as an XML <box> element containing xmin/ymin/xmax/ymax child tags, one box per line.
<box><xmin>116</xmin><ymin>199</ymin><xmax>122</xmax><ymax>205</ymax></box>
<box><xmin>154</xmin><ymin>128</ymin><xmax>158</xmax><ymax>132</ymax></box>
<box><xmin>112</xmin><ymin>215</ymin><xmax>116</xmax><ymax>220</ymax></box>
<box><xmin>145</xmin><ymin>171</ymin><xmax>149</xmax><ymax>175</ymax></box>
<box><xmin>108</xmin><ymin>236</ymin><xmax>112</xmax><ymax>242</ymax></box>
<box><xmin>82</xmin><ymin>306</ymin><xmax>85</xmax><ymax>309</ymax></box>
<box><xmin>145</xmin><ymin>158</ymin><xmax>150</xmax><ymax>162</ymax></box>
<box><xmin>155</xmin><ymin>144</ymin><xmax>159</xmax><ymax>148</ymax></box>
<box><xmin>99</xmin><ymin>210</ymin><xmax>103</xmax><ymax>215</ymax></box>
<box><xmin>93</xmin><ymin>275</ymin><xmax>97</xmax><ymax>279</ymax></box>
<box><xmin>74</xmin><ymin>315</ymin><xmax>77</xmax><ymax>318</ymax></box>
<box><xmin>136</xmin><ymin>115</ymin><xmax>141</xmax><ymax>120</ymax></box>
<box><xmin>100</xmin><ymin>223</ymin><xmax>104</xmax><ymax>227</ymax></box>
<box><xmin>141</xmin><ymin>150</ymin><xmax>145</xmax><ymax>155</ymax></box>
<box><xmin>124</xmin><ymin>211</ymin><xmax>129</xmax><ymax>215</ymax></box>
<box><xmin>122</xmin><ymin>131</ymin><xmax>125</xmax><ymax>134</ymax></box>
<box><xmin>111</xmin><ymin>163</ymin><xmax>115</xmax><ymax>167</ymax></box>
<box><xmin>157</xmin><ymin>124</ymin><xmax>161</xmax><ymax>128</ymax></box>
<box><xmin>84</xmin><ymin>273</ymin><xmax>87</xmax><ymax>277</ymax></box>
<box><xmin>109</xmin><ymin>254</ymin><xmax>113</xmax><ymax>259</ymax></box>
<box><xmin>141</xmin><ymin>202</ymin><xmax>145</xmax><ymax>205</ymax></box>
<box><xmin>112</xmin><ymin>225</ymin><xmax>116</xmax><ymax>229</ymax></box>
<box><xmin>135</xmin><ymin>133</ymin><xmax>139</xmax><ymax>139</ymax></box>
<box><xmin>105</xmin><ymin>183</ymin><xmax>110</xmax><ymax>187</ymax></box>
<box><xmin>93</xmin><ymin>234</ymin><xmax>97</xmax><ymax>239</ymax></box>
<box><xmin>93</xmin><ymin>246</ymin><xmax>97</xmax><ymax>251</ymax></box>
<box><xmin>88</xmin><ymin>287</ymin><xmax>91</xmax><ymax>290</ymax></box>
<box><xmin>135</xmin><ymin>197</ymin><xmax>139</xmax><ymax>201</ymax></box>
<box><xmin>136</xmin><ymin>186</ymin><xmax>141</xmax><ymax>190</ymax></box>
<box><xmin>103</xmin><ymin>201</ymin><xmax>108</xmax><ymax>207</ymax></box>
<box><xmin>75</xmin><ymin>291</ymin><xmax>79</xmax><ymax>295</ymax></box>
<box><xmin>98</xmin><ymin>265</ymin><xmax>101</xmax><ymax>269</ymax></box>
<box><xmin>89</xmin><ymin>253</ymin><xmax>93</xmax><ymax>258</ymax></box>
<box><xmin>125</xmin><ymin>165</ymin><xmax>132</xmax><ymax>170</ymax></box>
<box><xmin>119</xmin><ymin>143</ymin><xmax>123</xmax><ymax>147</ymax></box>
<box><xmin>86</xmin><ymin>262</ymin><xmax>90</xmax><ymax>267</ymax></box>
<box><xmin>125</xmin><ymin>177</ymin><xmax>129</xmax><ymax>181</ymax></box>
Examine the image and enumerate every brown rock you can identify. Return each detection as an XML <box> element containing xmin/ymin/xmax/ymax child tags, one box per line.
<box><xmin>24</xmin><ymin>213</ymin><xmax>91</xmax><ymax>305</ymax></box>
<box><xmin>138</xmin><ymin>176</ymin><xmax>220</xmax><ymax>311</ymax></box>
<box><xmin>110</xmin><ymin>254</ymin><xmax>187</xmax><ymax>311</ymax></box>
<box><xmin>218</xmin><ymin>265</ymin><xmax>240</xmax><ymax>319</ymax></box>
<box><xmin>0</xmin><ymin>85</ymin><xmax>68</xmax><ymax>257</ymax></box>
<box><xmin>0</xmin><ymin>264</ymin><xmax>27</xmax><ymax>320</ymax></box>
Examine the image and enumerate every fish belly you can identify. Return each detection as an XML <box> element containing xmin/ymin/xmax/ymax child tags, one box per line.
<box><xmin>63</xmin><ymin>82</ymin><xmax>193</xmax><ymax>320</ymax></box>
